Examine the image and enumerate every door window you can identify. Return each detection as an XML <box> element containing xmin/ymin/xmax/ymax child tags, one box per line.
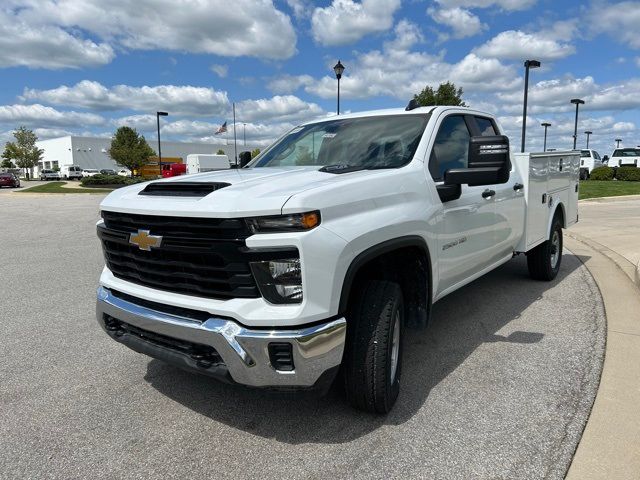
<box><xmin>429</xmin><ymin>115</ymin><xmax>471</xmax><ymax>181</ymax></box>
<box><xmin>475</xmin><ymin>116</ymin><xmax>497</xmax><ymax>136</ymax></box>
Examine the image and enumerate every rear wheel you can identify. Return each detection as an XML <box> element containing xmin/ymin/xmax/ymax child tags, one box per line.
<box><xmin>527</xmin><ymin>217</ymin><xmax>563</xmax><ymax>281</ymax></box>
<box><xmin>344</xmin><ymin>280</ymin><xmax>404</xmax><ymax>414</ymax></box>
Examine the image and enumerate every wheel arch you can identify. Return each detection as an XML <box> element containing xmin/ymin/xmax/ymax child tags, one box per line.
<box><xmin>338</xmin><ymin>236</ymin><xmax>433</xmax><ymax>328</ymax></box>
<box><xmin>550</xmin><ymin>201</ymin><xmax>566</xmax><ymax>232</ymax></box>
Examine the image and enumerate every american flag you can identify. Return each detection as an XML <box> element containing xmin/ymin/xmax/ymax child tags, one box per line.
<box><xmin>215</xmin><ymin>121</ymin><xmax>227</xmax><ymax>134</ymax></box>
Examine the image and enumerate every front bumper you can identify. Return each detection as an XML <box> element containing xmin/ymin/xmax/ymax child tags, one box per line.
<box><xmin>96</xmin><ymin>286</ymin><xmax>346</xmax><ymax>388</ymax></box>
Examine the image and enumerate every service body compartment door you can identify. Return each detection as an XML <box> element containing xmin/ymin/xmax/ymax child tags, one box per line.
<box><xmin>525</xmin><ymin>154</ymin><xmax>549</xmax><ymax>248</ymax></box>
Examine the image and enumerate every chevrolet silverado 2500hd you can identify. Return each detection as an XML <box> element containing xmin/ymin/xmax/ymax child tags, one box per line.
<box><xmin>96</xmin><ymin>105</ymin><xmax>579</xmax><ymax>413</ymax></box>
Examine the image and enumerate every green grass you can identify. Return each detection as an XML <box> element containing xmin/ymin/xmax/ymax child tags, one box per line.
<box><xmin>18</xmin><ymin>181</ymin><xmax>113</xmax><ymax>194</ymax></box>
<box><xmin>579</xmin><ymin>180</ymin><xmax>640</xmax><ymax>200</ymax></box>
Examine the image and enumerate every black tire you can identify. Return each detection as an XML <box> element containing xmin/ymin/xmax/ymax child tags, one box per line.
<box><xmin>527</xmin><ymin>217</ymin><xmax>563</xmax><ymax>281</ymax></box>
<box><xmin>344</xmin><ymin>280</ymin><xmax>404</xmax><ymax>414</ymax></box>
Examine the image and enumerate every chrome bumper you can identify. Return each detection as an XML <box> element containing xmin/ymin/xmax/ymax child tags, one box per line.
<box><xmin>96</xmin><ymin>287</ymin><xmax>346</xmax><ymax>388</ymax></box>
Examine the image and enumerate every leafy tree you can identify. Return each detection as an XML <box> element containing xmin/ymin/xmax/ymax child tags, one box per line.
<box><xmin>414</xmin><ymin>81</ymin><xmax>466</xmax><ymax>107</ymax></box>
<box><xmin>108</xmin><ymin>126</ymin><xmax>155</xmax><ymax>174</ymax></box>
<box><xmin>1</xmin><ymin>158</ymin><xmax>15</xmax><ymax>168</ymax></box>
<box><xmin>2</xmin><ymin>126</ymin><xmax>43</xmax><ymax>179</ymax></box>
<box><xmin>216</xmin><ymin>149</ymin><xmax>225</xmax><ymax>155</ymax></box>
<box><xmin>251</xmin><ymin>148</ymin><xmax>261</xmax><ymax>159</ymax></box>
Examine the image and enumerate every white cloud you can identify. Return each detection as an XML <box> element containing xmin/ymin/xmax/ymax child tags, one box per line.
<box><xmin>0</xmin><ymin>104</ymin><xmax>105</xmax><ymax>128</ymax></box>
<box><xmin>0</xmin><ymin>11</ymin><xmax>114</xmax><ymax>69</ymax></box>
<box><xmin>311</xmin><ymin>0</ymin><xmax>401</xmax><ymax>46</ymax></box>
<box><xmin>286</xmin><ymin>0</ymin><xmax>312</xmax><ymax>18</ymax></box>
<box><xmin>210</xmin><ymin>64</ymin><xmax>229</xmax><ymax>78</ymax></box>
<box><xmin>591</xmin><ymin>1</ymin><xmax>640</xmax><ymax>49</ymax></box>
<box><xmin>267</xmin><ymin>75</ymin><xmax>315</xmax><ymax>95</ymax></box>
<box><xmin>428</xmin><ymin>7</ymin><xmax>486</xmax><ymax>39</ymax></box>
<box><xmin>237</xmin><ymin>95</ymin><xmax>324</xmax><ymax>123</ymax></box>
<box><xmin>22</xmin><ymin>81</ymin><xmax>230</xmax><ymax>116</ymax></box>
<box><xmin>475</xmin><ymin>30</ymin><xmax>575</xmax><ymax>61</ymax></box>
<box><xmin>636</xmin><ymin>57</ymin><xmax>640</xmax><ymax>67</ymax></box>
<box><xmin>435</xmin><ymin>0</ymin><xmax>536</xmax><ymax>10</ymax></box>
<box><xmin>4</xmin><ymin>0</ymin><xmax>297</xmax><ymax>65</ymax></box>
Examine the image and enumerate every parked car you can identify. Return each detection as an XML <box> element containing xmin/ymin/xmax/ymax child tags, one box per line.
<box><xmin>40</xmin><ymin>169</ymin><xmax>61</xmax><ymax>181</ymax></box>
<box><xmin>95</xmin><ymin>105</ymin><xmax>580</xmax><ymax>413</ymax></box>
<box><xmin>609</xmin><ymin>148</ymin><xmax>640</xmax><ymax>167</ymax></box>
<box><xmin>82</xmin><ymin>169</ymin><xmax>100</xmax><ymax>177</ymax></box>
<box><xmin>161</xmin><ymin>163</ymin><xmax>187</xmax><ymax>178</ymax></box>
<box><xmin>100</xmin><ymin>169</ymin><xmax>117</xmax><ymax>176</ymax></box>
<box><xmin>579</xmin><ymin>149</ymin><xmax>604</xmax><ymax>179</ymax></box>
<box><xmin>61</xmin><ymin>165</ymin><xmax>83</xmax><ymax>180</ymax></box>
<box><xmin>0</xmin><ymin>172</ymin><xmax>20</xmax><ymax>188</ymax></box>
<box><xmin>117</xmin><ymin>168</ymin><xmax>131</xmax><ymax>177</ymax></box>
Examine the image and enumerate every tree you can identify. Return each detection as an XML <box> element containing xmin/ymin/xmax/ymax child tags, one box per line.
<box><xmin>413</xmin><ymin>81</ymin><xmax>466</xmax><ymax>107</ymax></box>
<box><xmin>216</xmin><ymin>149</ymin><xmax>225</xmax><ymax>155</ymax></box>
<box><xmin>108</xmin><ymin>127</ymin><xmax>155</xmax><ymax>174</ymax></box>
<box><xmin>251</xmin><ymin>148</ymin><xmax>261</xmax><ymax>159</ymax></box>
<box><xmin>2</xmin><ymin>126</ymin><xmax>43</xmax><ymax>179</ymax></box>
<box><xmin>1</xmin><ymin>158</ymin><xmax>15</xmax><ymax>168</ymax></box>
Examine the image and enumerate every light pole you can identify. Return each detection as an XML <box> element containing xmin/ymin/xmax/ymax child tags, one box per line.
<box><xmin>584</xmin><ymin>130</ymin><xmax>592</xmax><ymax>149</ymax></box>
<box><xmin>615</xmin><ymin>138</ymin><xmax>622</xmax><ymax>148</ymax></box>
<box><xmin>156</xmin><ymin>111</ymin><xmax>168</xmax><ymax>174</ymax></box>
<box><xmin>570</xmin><ymin>99</ymin><xmax>584</xmax><ymax>150</ymax></box>
<box><xmin>243</xmin><ymin>123</ymin><xmax>247</xmax><ymax>146</ymax></box>
<box><xmin>521</xmin><ymin>59</ymin><xmax>541</xmax><ymax>153</ymax></box>
<box><xmin>541</xmin><ymin>122</ymin><xmax>551</xmax><ymax>152</ymax></box>
<box><xmin>333</xmin><ymin>60</ymin><xmax>345</xmax><ymax>115</ymax></box>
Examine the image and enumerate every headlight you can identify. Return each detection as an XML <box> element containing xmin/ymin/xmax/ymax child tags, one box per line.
<box><xmin>246</xmin><ymin>211</ymin><xmax>320</xmax><ymax>234</ymax></box>
<box><xmin>250</xmin><ymin>258</ymin><xmax>303</xmax><ymax>304</ymax></box>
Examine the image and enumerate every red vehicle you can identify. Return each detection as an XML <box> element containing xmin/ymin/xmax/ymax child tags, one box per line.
<box><xmin>161</xmin><ymin>163</ymin><xmax>187</xmax><ymax>178</ymax></box>
<box><xmin>0</xmin><ymin>173</ymin><xmax>20</xmax><ymax>188</ymax></box>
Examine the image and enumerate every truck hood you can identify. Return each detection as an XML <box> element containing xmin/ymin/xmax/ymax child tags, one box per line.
<box><xmin>100</xmin><ymin>166</ymin><xmax>378</xmax><ymax>217</ymax></box>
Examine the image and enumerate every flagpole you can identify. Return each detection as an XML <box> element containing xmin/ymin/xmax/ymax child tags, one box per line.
<box><xmin>233</xmin><ymin>102</ymin><xmax>238</xmax><ymax>167</ymax></box>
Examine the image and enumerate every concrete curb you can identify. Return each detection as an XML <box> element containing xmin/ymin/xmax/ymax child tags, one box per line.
<box><xmin>566</xmin><ymin>231</ymin><xmax>640</xmax><ymax>291</ymax></box>
<box><xmin>580</xmin><ymin>194</ymin><xmax>640</xmax><ymax>203</ymax></box>
<box><xmin>565</xmin><ymin>236</ymin><xmax>640</xmax><ymax>479</ymax></box>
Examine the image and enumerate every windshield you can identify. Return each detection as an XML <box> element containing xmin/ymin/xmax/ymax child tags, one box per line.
<box><xmin>613</xmin><ymin>148</ymin><xmax>640</xmax><ymax>157</ymax></box>
<box><xmin>252</xmin><ymin>114</ymin><xmax>430</xmax><ymax>169</ymax></box>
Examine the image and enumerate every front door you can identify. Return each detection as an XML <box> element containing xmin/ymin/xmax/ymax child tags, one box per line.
<box><xmin>428</xmin><ymin>113</ymin><xmax>499</xmax><ymax>296</ymax></box>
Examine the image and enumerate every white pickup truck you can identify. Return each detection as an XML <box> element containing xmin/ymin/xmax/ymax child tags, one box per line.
<box><xmin>96</xmin><ymin>105</ymin><xmax>579</xmax><ymax>413</ymax></box>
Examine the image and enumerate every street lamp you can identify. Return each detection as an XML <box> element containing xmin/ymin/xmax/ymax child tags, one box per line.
<box><xmin>570</xmin><ymin>99</ymin><xmax>584</xmax><ymax>150</ymax></box>
<box><xmin>156</xmin><ymin>111</ymin><xmax>168</xmax><ymax>174</ymax></box>
<box><xmin>584</xmin><ymin>130</ymin><xmax>593</xmax><ymax>149</ymax></box>
<box><xmin>615</xmin><ymin>138</ymin><xmax>622</xmax><ymax>148</ymax></box>
<box><xmin>521</xmin><ymin>59</ymin><xmax>541</xmax><ymax>153</ymax></box>
<box><xmin>541</xmin><ymin>122</ymin><xmax>551</xmax><ymax>152</ymax></box>
<box><xmin>243</xmin><ymin>123</ymin><xmax>247</xmax><ymax>147</ymax></box>
<box><xmin>333</xmin><ymin>60</ymin><xmax>345</xmax><ymax>115</ymax></box>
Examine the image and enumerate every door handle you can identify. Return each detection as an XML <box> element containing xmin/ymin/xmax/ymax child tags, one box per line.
<box><xmin>513</xmin><ymin>183</ymin><xmax>524</xmax><ymax>191</ymax></box>
<box><xmin>482</xmin><ymin>189</ymin><xmax>495</xmax><ymax>199</ymax></box>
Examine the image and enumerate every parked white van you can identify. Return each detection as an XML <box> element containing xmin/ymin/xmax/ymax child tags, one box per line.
<box><xmin>61</xmin><ymin>165</ymin><xmax>83</xmax><ymax>180</ymax></box>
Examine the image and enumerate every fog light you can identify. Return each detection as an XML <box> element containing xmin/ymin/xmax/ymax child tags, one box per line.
<box><xmin>250</xmin><ymin>259</ymin><xmax>302</xmax><ymax>304</ymax></box>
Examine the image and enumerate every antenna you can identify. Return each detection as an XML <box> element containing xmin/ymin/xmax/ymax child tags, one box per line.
<box><xmin>405</xmin><ymin>99</ymin><xmax>420</xmax><ymax>111</ymax></box>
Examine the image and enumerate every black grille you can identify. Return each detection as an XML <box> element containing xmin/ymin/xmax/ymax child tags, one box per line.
<box><xmin>139</xmin><ymin>182</ymin><xmax>230</xmax><ymax>197</ymax></box>
<box><xmin>99</xmin><ymin>211</ymin><xmax>298</xmax><ymax>300</ymax></box>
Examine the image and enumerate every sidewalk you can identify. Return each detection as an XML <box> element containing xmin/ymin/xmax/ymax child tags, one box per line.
<box><xmin>565</xmin><ymin>197</ymin><xmax>640</xmax><ymax>479</ymax></box>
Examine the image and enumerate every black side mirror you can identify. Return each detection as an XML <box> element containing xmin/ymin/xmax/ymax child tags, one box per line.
<box><xmin>602</xmin><ymin>155</ymin><xmax>609</xmax><ymax>162</ymax></box>
<box><xmin>239</xmin><ymin>151</ymin><xmax>252</xmax><ymax>168</ymax></box>
<box><xmin>437</xmin><ymin>135</ymin><xmax>510</xmax><ymax>202</ymax></box>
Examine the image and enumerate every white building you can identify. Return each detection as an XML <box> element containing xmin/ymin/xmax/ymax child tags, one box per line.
<box><xmin>34</xmin><ymin>136</ymin><xmax>257</xmax><ymax>175</ymax></box>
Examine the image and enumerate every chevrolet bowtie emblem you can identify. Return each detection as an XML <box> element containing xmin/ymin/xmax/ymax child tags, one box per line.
<box><xmin>129</xmin><ymin>229</ymin><xmax>162</xmax><ymax>251</ymax></box>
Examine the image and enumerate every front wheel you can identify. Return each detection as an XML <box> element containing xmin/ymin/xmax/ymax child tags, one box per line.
<box><xmin>344</xmin><ymin>280</ymin><xmax>404</xmax><ymax>414</ymax></box>
<box><xmin>527</xmin><ymin>217</ymin><xmax>563</xmax><ymax>281</ymax></box>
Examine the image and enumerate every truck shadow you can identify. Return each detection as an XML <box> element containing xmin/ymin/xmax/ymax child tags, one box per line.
<box><xmin>144</xmin><ymin>252</ymin><xmax>586</xmax><ymax>445</ymax></box>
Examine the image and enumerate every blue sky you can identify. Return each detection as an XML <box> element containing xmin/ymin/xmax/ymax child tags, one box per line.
<box><xmin>1</xmin><ymin>0</ymin><xmax>639</xmax><ymax>154</ymax></box>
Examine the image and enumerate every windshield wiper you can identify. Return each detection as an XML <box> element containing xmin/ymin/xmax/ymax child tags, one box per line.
<box><xmin>318</xmin><ymin>164</ymin><xmax>395</xmax><ymax>174</ymax></box>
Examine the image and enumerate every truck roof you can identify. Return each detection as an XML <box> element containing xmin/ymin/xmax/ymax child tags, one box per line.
<box><xmin>298</xmin><ymin>105</ymin><xmax>495</xmax><ymax>126</ymax></box>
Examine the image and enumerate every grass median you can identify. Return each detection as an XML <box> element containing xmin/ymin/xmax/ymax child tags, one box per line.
<box><xmin>18</xmin><ymin>182</ymin><xmax>113</xmax><ymax>194</ymax></box>
<box><xmin>580</xmin><ymin>180</ymin><xmax>640</xmax><ymax>200</ymax></box>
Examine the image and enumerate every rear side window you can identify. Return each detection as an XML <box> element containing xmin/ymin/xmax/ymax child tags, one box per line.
<box><xmin>429</xmin><ymin>115</ymin><xmax>471</xmax><ymax>181</ymax></box>
<box><xmin>475</xmin><ymin>116</ymin><xmax>497</xmax><ymax>136</ymax></box>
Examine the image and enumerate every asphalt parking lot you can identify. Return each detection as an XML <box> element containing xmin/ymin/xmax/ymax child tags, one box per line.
<box><xmin>0</xmin><ymin>194</ymin><xmax>605</xmax><ymax>480</ymax></box>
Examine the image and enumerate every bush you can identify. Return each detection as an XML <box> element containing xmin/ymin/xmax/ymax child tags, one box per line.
<box><xmin>80</xmin><ymin>174</ymin><xmax>150</xmax><ymax>187</ymax></box>
<box><xmin>615</xmin><ymin>166</ymin><xmax>640</xmax><ymax>181</ymax></box>
<box><xmin>589</xmin><ymin>166</ymin><xmax>614</xmax><ymax>181</ymax></box>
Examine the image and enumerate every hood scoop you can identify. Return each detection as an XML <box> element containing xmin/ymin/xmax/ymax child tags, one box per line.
<box><xmin>139</xmin><ymin>181</ymin><xmax>231</xmax><ymax>197</ymax></box>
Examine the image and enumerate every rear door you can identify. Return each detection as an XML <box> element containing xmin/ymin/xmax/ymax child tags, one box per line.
<box><xmin>429</xmin><ymin>113</ymin><xmax>499</xmax><ymax>295</ymax></box>
<box><xmin>472</xmin><ymin>115</ymin><xmax>525</xmax><ymax>258</ymax></box>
